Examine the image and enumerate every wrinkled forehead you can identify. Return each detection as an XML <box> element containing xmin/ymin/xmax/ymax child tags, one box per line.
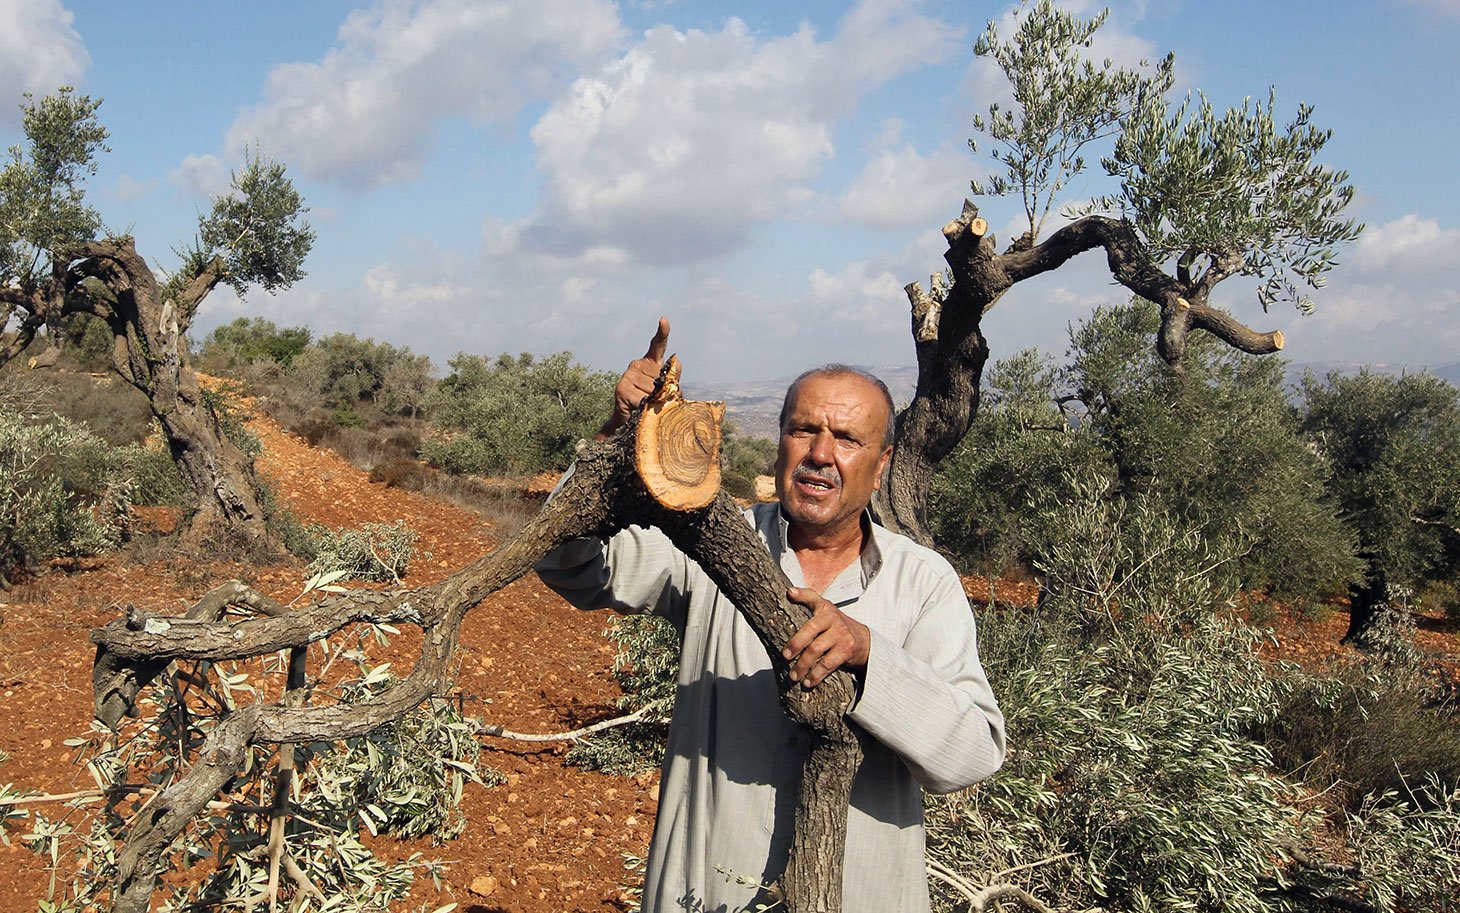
<box><xmin>783</xmin><ymin>372</ymin><xmax>892</xmax><ymax>436</ymax></box>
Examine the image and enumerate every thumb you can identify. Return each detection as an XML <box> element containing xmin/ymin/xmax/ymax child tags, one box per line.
<box><xmin>644</xmin><ymin>316</ymin><xmax>670</xmax><ymax>362</ymax></box>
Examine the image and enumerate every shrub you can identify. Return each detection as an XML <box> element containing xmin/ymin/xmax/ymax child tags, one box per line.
<box><xmin>934</xmin><ymin>304</ymin><xmax>1364</xmax><ymax>604</ymax></box>
<box><xmin>369</xmin><ymin>456</ymin><xmax>430</xmax><ymax>490</ymax></box>
<box><xmin>284</xmin><ymin>332</ymin><xmax>429</xmax><ymax>419</ymax></box>
<box><xmin>930</xmin><ymin>350</ymin><xmax>1107</xmax><ymax>571</ymax></box>
<box><xmin>424</xmin><ymin>351</ymin><xmax>612</xmax><ymax>476</ymax></box>
<box><xmin>1</xmin><ymin>369</ymin><xmax>154</xmax><ymax>446</ymax></box>
<box><xmin>116</xmin><ymin>441</ymin><xmax>189</xmax><ymax>507</ymax></box>
<box><xmin>197</xmin><ymin>315</ymin><xmax>311</xmax><ymax>369</ymax></box>
<box><xmin>0</xmin><ymin>408</ymin><xmax>130</xmax><ymax>582</ymax></box>
<box><xmin>929</xmin><ymin>470</ymin><xmax>1310</xmax><ymax>911</ymax></box>
<box><xmin>1261</xmin><ymin>664</ymin><xmax>1460</xmax><ymax>811</ymax></box>
<box><xmin>307</xmin><ymin>520</ymin><xmax>419</xmax><ymax>582</ymax></box>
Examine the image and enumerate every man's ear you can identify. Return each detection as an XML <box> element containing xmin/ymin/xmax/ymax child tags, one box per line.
<box><xmin>872</xmin><ymin>445</ymin><xmax>893</xmax><ymax>490</ymax></box>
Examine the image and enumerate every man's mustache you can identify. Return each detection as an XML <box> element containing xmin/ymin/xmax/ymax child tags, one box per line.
<box><xmin>792</xmin><ymin>463</ymin><xmax>841</xmax><ymax>488</ymax></box>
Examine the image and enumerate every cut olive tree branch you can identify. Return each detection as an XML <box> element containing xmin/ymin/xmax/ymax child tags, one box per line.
<box><xmin>90</xmin><ymin>356</ymin><xmax>862</xmax><ymax>913</ymax></box>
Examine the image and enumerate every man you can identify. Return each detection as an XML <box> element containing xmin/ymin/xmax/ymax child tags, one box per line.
<box><xmin>536</xmin><ymin>318</ymin><xmax>1004</xmax><ymax>913</ymax></box>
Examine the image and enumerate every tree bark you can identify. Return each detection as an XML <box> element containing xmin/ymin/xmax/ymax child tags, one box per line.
<box><xmin>875</xmin><ymin>201</ymin><xmax>1286</xmax><ymax>543</ymax></box>
<box><xmin>56</xmin><ymin>238</ymin><xmax>277</xmax><ymax>551</ymax></box>
<box><xmin>1343</xmin><ymin>571</ymin><xmax>1389</xmax><ymax>646</ymax></box>
<box><xmin>90</xmin><ymin>357</ymin><xmax>861</xmax><ymax>913</ymax></box>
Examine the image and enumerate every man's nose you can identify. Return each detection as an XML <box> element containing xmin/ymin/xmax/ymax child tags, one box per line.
<box><xmin>807</xmin><ymin>429</ymin><xmax>835</xmax><ymax>464</ymax></box>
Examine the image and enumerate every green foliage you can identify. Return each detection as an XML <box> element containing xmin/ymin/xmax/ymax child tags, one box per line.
<box><xmin>932</xmin><ymin>304</ymin><xmax>1360</xmax><ymax>603</ymax></box>
<box><xmin>1301</xmin><ymin>369</ymin><xmax>1460</xmax><ymax>595</ymax></box>
<box><xmin>0</xmin><ymin>408</ymin><xmax>129</xmax><ymax>581</ymax></box>
<box><xmin>306</xmin><ymin>520</ymin><xmax>420</xmax><ymax>583</ymax></box>
<box><xmin>930</xmin><ymin>483</ymin><xmax>1303</xmax><ymax>912</ymax></box>
<box><xmin>424</xmin><ymin>351</ymin><xmax>613</xmax><ymax>476</ymax></box>
<box><xmin>1070</xmin><ymin>305</ymin><xmax>1361</xmax><ymax>600</ymax></box>
<box><xmin>1098</xmin><ymin>88</ymin><xmax>1359</xmax><ymax>312</ymax></box>
<box><xmin>198</xmin><ymin>316</ymin><xmax>311</xmax><ymax>368</ymax></box>
<box><xmin>197</xmin><ymin>149</ymin><xmax>315</xmax><ymax>297</ymax></box>
<box><xmin>0</xmin><ymin>88</ymin><xmax>108</xmax><ymax>281</ymax></box>
<box><xmin>971</xmin><ymin>1</ymin><xmax>1172</xmax><ymax>240</ymax></box>
<box><xmin>1340</xmin><ymin>778</ymin><xmax>1460</xmax><ymax>912</ymax></box>
<box><xmin>57</xmin><ymin>312</ymin><xmax>114</xmax><ymax>370</ymax></box>
<box><xmin>720</xmin><ymin>424</ymin><xmax>777</xmax><ymax>501</ymax></box>
<box><xmin>930</xmin><ymin>349</ymin><xmax>1105</xmax><ymax>570</ymax></box>
<box><xmin>567</xmin><ymin>613</ymin><xmax>678</xmax><ymax>776</ymax></box>
<box><xmin>972</xmin><ymin>1</ymin><xmax>1358</xmax><ymax>311</ymax></box>
<box><xmin>116</xmin><ymin>441</ymin><xmax>190</xmax><ymax>508</ymax></box>
<box><xmin>285</xmin><ymin>332</ymin><xmax>431</xmax><ymax>420</ymax></box>
<box><xmin>302</xmin><ymin>687</ymin><xmax>500</xmax><ymax>843</ymax></box>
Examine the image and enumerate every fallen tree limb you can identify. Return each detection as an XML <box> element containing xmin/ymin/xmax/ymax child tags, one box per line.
<box><xmin>476</xmin><ymin>706</ymin><xmax>654</xmax><ymax>743</ymax></box>
<box><xmin>90</xmin><ymin>356</ymin><xmax>861</xmax><ymax>913</ymax></box>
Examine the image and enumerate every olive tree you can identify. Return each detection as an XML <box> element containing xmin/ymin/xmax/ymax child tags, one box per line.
<box><xmin>878</xmin><ymin>0</ymin><xmax>1360</xmax><ymax>542</ymax></box>
<box><xmin>0</xmin><ymin>90</ymin><xmax>313</xmax><ymax>551</ymax></box>
<box><xmin>1301</xmin><ymin>370</ymin><xmax>1460</xmax><ymax>643</ymax></box>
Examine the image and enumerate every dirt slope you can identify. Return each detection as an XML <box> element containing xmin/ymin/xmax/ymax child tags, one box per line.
<box><xmin>0</xmin><ymin>407</ymin><xmax>655</xmax><ymax>913</ymax></box>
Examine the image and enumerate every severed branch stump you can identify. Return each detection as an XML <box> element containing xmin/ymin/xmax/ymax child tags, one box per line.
<box><xmin>90</xmin><ymin>356</ymin><xmax>862</xmax><ymax>913</ymax></box>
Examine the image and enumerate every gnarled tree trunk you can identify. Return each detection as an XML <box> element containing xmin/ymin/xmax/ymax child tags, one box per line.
<box><xmin>874</xmin><ymin>201</ymin><xmax>1286</xmax><ymax>544</ymax></box>
<box><xmin>64</xmin><ymin>238</ymin><xmax>277</xmax><ymax>552</ymax></box>
<box><xmin>91</xmin><ymin>357</ymin><xmax>861</xmax><ymax>913</ymax></box>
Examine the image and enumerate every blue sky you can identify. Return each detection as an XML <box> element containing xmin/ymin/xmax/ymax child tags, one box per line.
<box><xmin>3</xmin><ymin>0</ymin><xmax>1457</xmax><ymax>383</ymax></box>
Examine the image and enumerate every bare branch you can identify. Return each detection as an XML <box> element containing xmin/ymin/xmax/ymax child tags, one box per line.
<box><xmin>477</xmin><ymin>706</ymin><xmax>654</xmax><ymax>743</ymax></box>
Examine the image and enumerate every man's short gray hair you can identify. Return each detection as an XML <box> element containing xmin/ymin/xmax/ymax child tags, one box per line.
<box><xmin>778</xmin><ymin>364</ymin><xmax>896</xmax><ymax>448</ymax></box>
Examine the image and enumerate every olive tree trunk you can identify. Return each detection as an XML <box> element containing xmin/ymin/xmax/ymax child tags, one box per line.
<box><xmin>873</xmin><ymin>202</ymin><xmax>1286</xmax><ymax>544</ymax></box>
<box><xmin>61</xmin><ymin>238</ymin><xmax>277</xmax><ymax>552</ymax></box>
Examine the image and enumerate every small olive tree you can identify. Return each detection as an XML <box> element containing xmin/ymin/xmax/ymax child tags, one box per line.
<box><xmin>1301</xmin><ymin>370</ymin><xmax>1460</xmax><ymax>643</ymax></box>
<box><xmin>0</xmin><ymin>89</ymin><xmax>314</xmax><ymax>552</ymax></box>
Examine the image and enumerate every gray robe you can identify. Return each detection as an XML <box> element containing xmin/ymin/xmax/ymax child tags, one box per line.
<box><xmin>536</xmin><ymin>501</ymin><xmax>1005</xmax><ymax>913</ymax></box>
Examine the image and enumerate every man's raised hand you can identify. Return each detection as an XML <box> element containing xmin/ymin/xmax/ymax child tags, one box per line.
<box><xmin>598</xmin><ymin>316</ymin><xmax>671</xmax><ymax>440</ymax></box>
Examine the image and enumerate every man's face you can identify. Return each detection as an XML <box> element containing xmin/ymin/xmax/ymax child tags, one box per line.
<box><xmin>774</xmin><ymin>372</ymin><xmax>893</xmax><ymax>541</ymax></box>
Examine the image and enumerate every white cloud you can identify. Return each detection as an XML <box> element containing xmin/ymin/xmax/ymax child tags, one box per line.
<box><xmin>837</xmin><ymin>140</ymin><xmax>971</xmax><ymax>229</ymax></box>
<box><xmin>1268</xmin><ymin>214</ymin><xmax>1460</xmax><ymax>367</ymax></box>
<box><xmin>171</xmin><ymin>153</ymin><xmax>232</xmax><ymax>200</ymax></box>
<box><xmin>0</xmin><ymin>0</ymin><xmax>89</xmax><ymax>122</ymax></box>
<box><xmin>108</xmin><ymin>174</ymin><xmax>154</xmax><ymax>203</ymax></box>
<box><xmin>1349</xmin><ymin>213</ymin><xmax>1460</xmax><ymax>274</ymax></box>
<box><xmin>807</xmin><ymin>261</ymin><xmax>907</xmax><ymax>326</ymax></box>
<box><xmin>361</xmin><ymin>263</ymin><xmax>469</xmax><ymax>313</ymax></box>
<box><xmin>523</xmin><ymin>0</ymin><xmax>957</xmax><ymax>265</ymax></box>
<box><xmin>226</xmin><ymin>0</ymin><xmax>624</xmax><ymax>186</ymax></box>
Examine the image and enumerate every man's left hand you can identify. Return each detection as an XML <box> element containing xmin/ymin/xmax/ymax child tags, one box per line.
<box><xmin>782</xmin><ymin>587</ymin><xmax>871</xmax><ymax>689</ymax></box>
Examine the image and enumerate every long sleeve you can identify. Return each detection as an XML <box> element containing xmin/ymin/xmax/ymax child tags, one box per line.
<box><xmin>846</xmin><ymin>558</ymin><xmax>1006</xmax><ymax>794</ymax></box>
<box><xmin>534</xmin><ymin>524</ymin><xmax>695</xmax><ymax>631</ymax></box>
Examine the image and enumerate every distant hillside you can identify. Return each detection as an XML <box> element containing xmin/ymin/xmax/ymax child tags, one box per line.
<box><xmin>1286</xmin><ymin>360</ymin><xmax>1460</xmax><ymax>391</ymax></box>
<box><xmin>687</xmin><ymin>366</ymin><xmax>918</xmax><ymax>441</ymax></box>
